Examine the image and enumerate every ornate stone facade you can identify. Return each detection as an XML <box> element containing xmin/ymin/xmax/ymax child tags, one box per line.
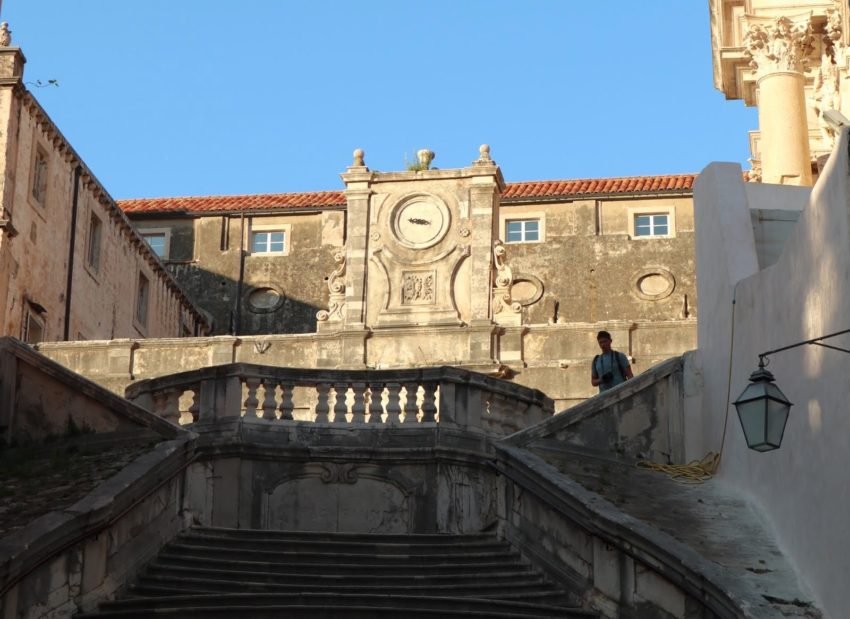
<box><xmin>711</xmin><ymin>0</ymin><xmax>850</xmax><ymax>184</ymax></box>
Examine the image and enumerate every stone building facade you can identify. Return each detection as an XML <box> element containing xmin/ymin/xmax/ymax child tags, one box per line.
<box><xmin>711</xmin><ymin>0</ymin><xmax>849</xmax><ymax>185</ymax></box>
<box><xmin>114</xmin><ymin>148</ymin><xmax>697</xmax><ymax>407</ymax></box>
<box><xmin>0</xmin><ymin>45</ymin><xmax>207</xmax><ymax>343</ymax></box>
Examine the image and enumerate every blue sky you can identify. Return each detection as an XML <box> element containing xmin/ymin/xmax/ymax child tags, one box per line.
<box><xmin>3</xmin><ymin>1</ymin><xmax>756</xmax><ymax>199</ymax></box>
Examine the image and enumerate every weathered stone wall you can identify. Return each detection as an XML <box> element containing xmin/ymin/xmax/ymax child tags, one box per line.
<box><xmin>0</xmin><ymin>48</ymin><xmax>205</xmax><ymax>343</ymax></box>
<box><xmin>36</xmin><ymin>320</ymin><xmax>696</xmax><ymax>411</ymax></box>
<box><xmin>499</xmin><ymin>195</ymin><xmax>695</xmax><ymax>326</ymax></box>
<box><xmin>133</xmin><ymin>210</ymin><xmax>344</xmax><ymax>335</ymax></box>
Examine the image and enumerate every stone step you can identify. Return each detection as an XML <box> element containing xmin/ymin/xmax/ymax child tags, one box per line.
<box><xmin>89</xmin><ymin>592</ymin><xmax>595</xmax><ymax>618</ymax></box>
<box><xmin>145</xmin><ymin>562</ymin><xmax>538</xmax><ymax>586</ymax></box>
<box><xmin>77</xmin><ymin>528</ymin><xmax>594</xmax><ymax>618</ymax></box>
<box><xmin>130</xmin><ymin>575</ymin><xmax>565</xmax><ymax>600</ymax></box>
<box><xmin>163</xmin><ymin>541</ymin><xmax>522</xmax><ymax>564</ymax></box>
<box><xmin>185</xmin><ymin>526</ymin><xmax>496</xmax><ymax>545</ymax></box>
<box><xmin>177</xmin><ymin>531</ymin><xmax>513</xmax><ymax>555</ymax></box>
<box><xmin>153</xmin><ymin>552</ymin><xmax>532</xmax><ymax>575</ymax></box>
<box><xmin>77</xmin><ymin>605</ymin><xmax>588</xmax><ymax>619</ymax></box>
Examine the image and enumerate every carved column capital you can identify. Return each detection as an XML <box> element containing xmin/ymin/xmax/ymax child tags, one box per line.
<box><xmin>744</xmin><ymin>16</ymin><xmax>813</xmax><ymax>78</ymax></box>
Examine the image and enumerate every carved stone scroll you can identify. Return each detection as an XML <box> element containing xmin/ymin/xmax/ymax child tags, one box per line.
<box><xmin>316</xmin><ymin>249</ymin><xmax>346</xmax><ymax>323</ymax></box>
<box><xmin>492</xmin><ymin>240</ymin><xmax>521</xmax><ymax>325</ymax></box>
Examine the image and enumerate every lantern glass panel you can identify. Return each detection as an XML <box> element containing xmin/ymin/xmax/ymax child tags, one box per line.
<box><xmin>737</xmin><ymin>398</ymin><xmax>767</xmax><ymax>448</ymax></box>
<box><xmin>738</xmin><ymin>381</ymin><xmax>769</xmax><ymax>403</ymax></box>
<box><xmin>766</xmin><ymin>397</ymin><xmax>790</xmax><ymax>447</ymax></box>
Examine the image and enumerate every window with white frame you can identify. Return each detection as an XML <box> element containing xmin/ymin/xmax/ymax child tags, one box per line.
<box><xmin>251</xmin><ymin>230</ymin><xmax>286</xmax><ymax>254</ymax></box>
<box><xmin>505</xmin><ymin>219</ymin><xmax>540</xmax><ymax>243</ymax></box>
<box><xmin>142</xmin><ymin>232</ymin><xmax>168</xmax><ymax>258</ymax></box>
<box><xmin>633</xmin><ymin>213</ymin><xmax>670</xmax><ymax>238</ymax></box>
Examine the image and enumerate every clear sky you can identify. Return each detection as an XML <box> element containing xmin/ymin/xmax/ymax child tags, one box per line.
<box><xmin>3</xmin><ymin>1</ymin><xmax>756</xmax><ymax>200</ymax></box>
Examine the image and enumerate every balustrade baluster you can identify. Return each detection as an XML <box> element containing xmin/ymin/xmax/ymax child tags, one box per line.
<box><xmin>187</xmin><ymin>388</ymin><xmax>200</xmax><ymax>424</ymax></box>
<box><xmin>278</xmin><ymin>382</ymin><xmax>294</xmax><ymax>420</ymax></box>
<box><xmin>261</xmin><ymin>379</ymin><xmax>277</xmax><ymax>420</ymax></box>
<box><xmin>333</xmin><ymin>383</ymin><xmax>349</xmax><ymax>423</ymax></box>
<box><xmin>244</xmin><ymin>377</ymin><xmax>261</xmax><ymax>418</ymax></box>
<box><xmin>385</xmin><ymin>383</ymin><xmax>402</xmax><ymax>425</ymax></box>
<box><xmin>368</xmin><ymin>384</ymin><xmax>384</xmax><ymax>424</ymax></box>
<box><xmin>351</xmin><ymin>382</ymin><xmax>367</xmax><ymax>423</ymax></box>
<box><xmin>403</xmin><ymin>382</ymin><xmax>419</xmax><ymax>424</ymax></box>
<box><xmin>315</xmin><ymin>383</ymin><xmax>331</xmax><ymax>422</ymax></box>
<box><xmin>163</xmin><ymin>390</ymin><xmax>180</xmax><ymax>425</ymax></box>
<box><xmin>421</xmin><ymin>383</ymin><xmax>437</xmax><ymax>423</ymax></box>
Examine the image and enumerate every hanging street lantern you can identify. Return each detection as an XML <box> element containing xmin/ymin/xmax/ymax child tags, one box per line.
<box><xmin>733</xmin><ymin>358</ymin><xmax>792</xmax><ymax>452</ymax></box>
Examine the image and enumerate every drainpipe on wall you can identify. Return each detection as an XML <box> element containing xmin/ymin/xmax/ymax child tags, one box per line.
<box><xmin>233</xmin><ymin>211</ymin><xmax>246</xmax><ymax>335</ymax></box>
<box><xmin>63</xmin><ymin>165</ymin><xmax>82</xmax><ymax>341</ymax></box>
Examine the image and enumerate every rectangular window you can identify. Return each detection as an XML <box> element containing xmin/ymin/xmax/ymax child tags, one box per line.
<box><xmin>31</xmin><ymin>147</ymin><xmax>49</xmax><ymax>205</ymax></box>
<box><xmin>142</xmin><ymin>232</ymin><xmax>167</xmax><ymax>258</ymax></box>
<box><xmin>634</xmin><ymin>214</ymin><xmax>669</xmax><ymax>237</ymax></box>
<box><xmin>505</xmin><ymin>219</ymin><xmax>540</xmax><ymax>243</ymax></box>
<box><xmin>252</xmin><ymin>230</ymin><xmax>286</xmax><ymax>254</ymax></box>
<box><xmin>87</xmin><ymin>214</ymin><xmax>102</xmax><ymax>271</ymax></box>
<box><xmin>24</xmin><ymin>312</ymin><xmax>44</xmax><ymax>344</ymax></box>
<box><xmin>136</xmin><ymin>273</ymin><xmax>149</xmax><ymax>327</ymax></box>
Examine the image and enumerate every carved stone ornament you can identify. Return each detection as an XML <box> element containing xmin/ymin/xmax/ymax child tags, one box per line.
<box><xmin>371</xmin><ymin>231</ymin><xmax>381</xmax><ymax>241</ymax></box>
<box><xmin>747</xmin><ymin>160</ymin><xmax>762</xmax><ymax>183</ymax></box>
<box><xmin>316</xmin><ymin>248</ymin><xmax>346</xmax><ymax>322</ymax></box>
<box><xmin>458</xmin><ymin>227</ymin><xmax>471</xmax><ymax>237</ymax></box>
<box><xmin>492</xmin><ymin>240</ymin><xmax>521</xmax><ymax>319</ymax></box>
<box><xmin>744</xmin><ymin>16</ymin><xmax>813</xmax><ymax>77</ymax></box>
<box><xmin>319</xmin><ymin>462</ymin><xmax>358</xmax><ymax>484</ymax></box>
<box><xmin>0</xmin><ymin>23</ymin><xmax>11</xmax><ymax>47</ymax></box>
<box><xmin>814</xmin><ymin>5</ymin><xmax>845</xmax><ymax>148</ymax></box>
<box><xmin>402</xmin><ymin>271</ymin><xmax>435</xmax><ymax>305</ymax></box>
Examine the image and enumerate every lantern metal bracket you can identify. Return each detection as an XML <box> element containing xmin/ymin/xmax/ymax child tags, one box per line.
<box><xmin>758</xmin><ymin>327</ymin><xmax>850</xmax><ymax>366</ymax></box>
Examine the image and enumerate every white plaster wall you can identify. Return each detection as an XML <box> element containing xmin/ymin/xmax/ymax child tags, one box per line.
<box><xmin>693</xmin><ymin>130</ymin><xmax>850</xmax><ymax>617</ymax></box>
<box><xmin>690</xmin><ymin>163</ymin><xmax>759</xmax><ymax>460</ymax></box>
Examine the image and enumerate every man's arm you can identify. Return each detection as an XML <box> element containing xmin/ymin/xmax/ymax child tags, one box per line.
<box><xmin>622</xmin><ymin>353</ymin><xmax>634</xmax><ymax>380</ymax></box>
<box><xmin>591</xmin><ymin>356</ymin><xmax>601</xmax><ymax>387</ymax></box>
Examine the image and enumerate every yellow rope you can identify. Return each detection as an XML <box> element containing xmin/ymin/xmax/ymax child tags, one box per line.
<box><xmin>636</xmin><ymin>452</ymin><xmax>720</xmax><ymax>485</ymax></box>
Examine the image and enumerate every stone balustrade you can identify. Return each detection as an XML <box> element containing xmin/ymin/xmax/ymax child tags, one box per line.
<box><xmin>124</xmin><ymin>363</ymin><xmax>553</xmax><ymax>435</ymax></box>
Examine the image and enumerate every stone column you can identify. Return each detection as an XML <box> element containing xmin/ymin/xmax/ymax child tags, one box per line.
<box><xmin>744</xmin><ymin>16</ymin><xmax>814</xmax><ymax>186</ymax></box>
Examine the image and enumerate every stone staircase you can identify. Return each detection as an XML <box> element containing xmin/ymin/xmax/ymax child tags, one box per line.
<box><xmin>76</xmin><ymin>527</ymin><xmax>596</xmax><ymax>618</ymax></box>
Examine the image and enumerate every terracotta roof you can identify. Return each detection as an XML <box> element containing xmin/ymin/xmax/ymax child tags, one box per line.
<box><xmin>120</xmin><ymin>190</ymin><xmax>347</xmax><ymax>214</ymax></box>
<box><xmin>502</xmin><ymin>174</ymin><xmax>696</xmax><ymax>199</ymax></box>
<box><xmin>119</xmin><ymin>174</ymin><xmax>696</xmax><ymax>215</ymax></box>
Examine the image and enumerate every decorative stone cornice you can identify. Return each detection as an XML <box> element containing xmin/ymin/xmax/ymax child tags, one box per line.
<box><xmin>744</xmin><ymin>16</ymin><xmax>813</xmax><ymax>78</ymax></box>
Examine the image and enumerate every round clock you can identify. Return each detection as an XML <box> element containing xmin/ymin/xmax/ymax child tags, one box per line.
<box><xmin>391</xmin><ymin>195</ymin><xmax>451</xmax><ymax>249</ymax></box>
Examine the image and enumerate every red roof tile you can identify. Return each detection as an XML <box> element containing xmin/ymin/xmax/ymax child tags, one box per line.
<box><xmin>119</xmin><ymin>190</ymin><xmax>347</xmax><ymax>214</ymax></box>
<box><xmin>118</xmin><ymin>174</ymin><xmax>696</xmax><ymax>215</ymax></box>
<box><xmin>502</xmin><ymin>174</ymin><xmax>697</xmax><ymax>199</ymax></box>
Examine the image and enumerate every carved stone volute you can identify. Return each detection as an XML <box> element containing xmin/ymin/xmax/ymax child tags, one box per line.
<box><xmin>316</xmin><ymin>248</ymin><xmax>346</xmax><ymax>325</ymax></box>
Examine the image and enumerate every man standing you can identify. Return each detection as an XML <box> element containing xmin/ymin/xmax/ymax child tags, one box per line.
<box><xmin>591</xmin><ymin>330</ymin><xmax>633</xmax><ymax>392</ymax></box>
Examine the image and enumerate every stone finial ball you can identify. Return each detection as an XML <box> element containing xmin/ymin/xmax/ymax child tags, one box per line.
<box><xmin>352</xmin><ymin>148</ymin><xmax>365</xmax><ymax>166</ymax></box>
<box><xmin>479</xmin><ymin>144</ymin><xmax>491</xmax><ymax>159</ymax></box>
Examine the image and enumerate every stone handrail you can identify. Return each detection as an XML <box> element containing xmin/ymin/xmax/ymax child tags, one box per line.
<box><xmin>0</xmin><ymin>337</ymin><xmax>183</xmax><ymax>445</ymax></box>
<box><xmin>502</xmin><ymin>355</ymin><xmax>686</xmax><ymax>463</ymax></box>
<box><xmin>124</xmin><ymin>363</ymin><xmax>553</xmax><ymax>435</ymax></box>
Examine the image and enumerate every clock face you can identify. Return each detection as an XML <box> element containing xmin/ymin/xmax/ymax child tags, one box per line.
<box><xmin>391</xmin><ymin>197</ymin><xmax>451</xmax><ymax>249</ymax></box>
